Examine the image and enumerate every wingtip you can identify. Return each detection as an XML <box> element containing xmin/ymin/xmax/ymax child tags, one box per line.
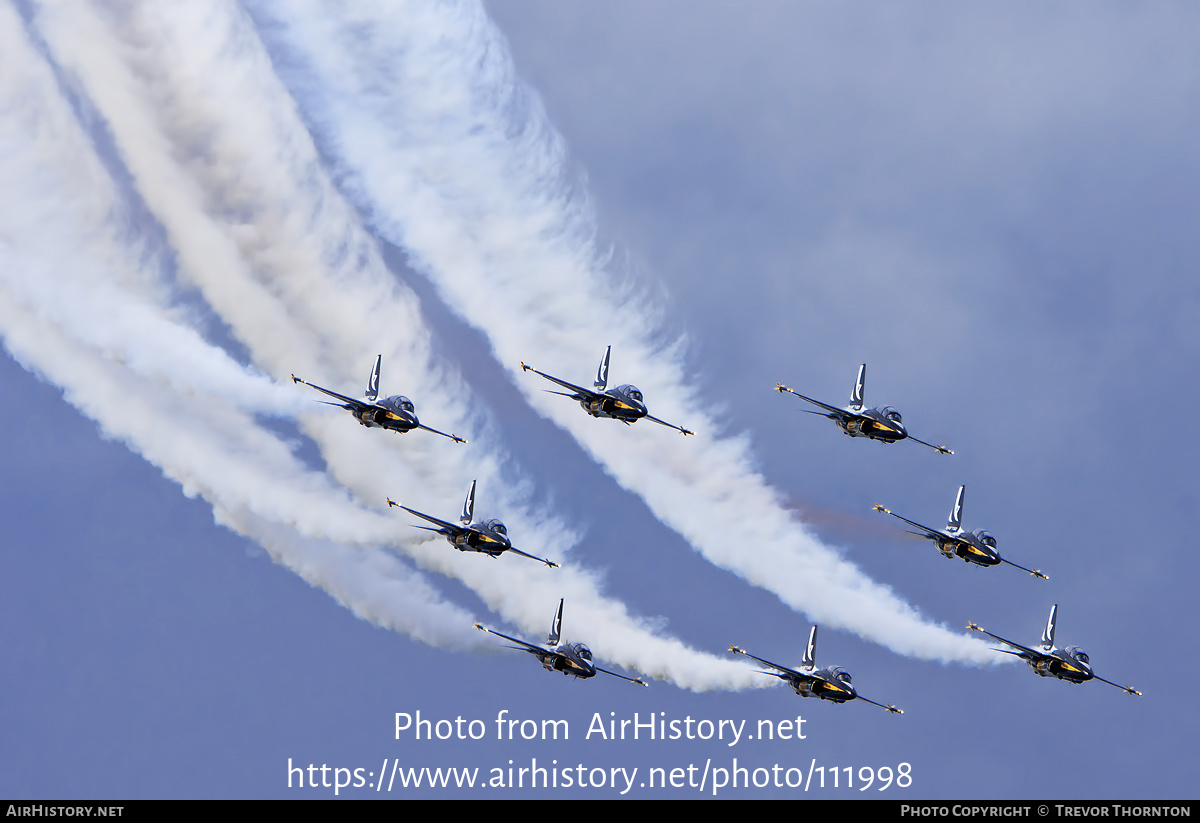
<box><xmin>887</xmin><ymin>705</ymin><xmax>904</xmax><ymax>715</ymax></box>
<box><xmin>729</xmin><ymin>644</ymin><xmax>743</xmax><ymax>654</ymax></box>
<box><xmin>681</xmin><ymin>428</ymin><xmax>695</xmax><ymax>436</ymax></box>
<box><xmin>386</xmin><ymin>498</ymin><xmax>398</xmax><ymax>508</ymax></box>
<box><xmin>1033</xmin><ymin>570</ymin><xmax>1049</xmax><ymax>580</ymax></box>
<box><xmin>872</xmin><ymin>503</ymin><xmax>889</xmax><ymax>514</ymax></box>
<box><xmin>291</xmin><ymin>373</ymin><xmax>301</xmax><ymax>384</ymax></box>
<box><xmin>1127</xmin><ymin>687</ymin><xmax>1142</xmax><ymax>696</ymax></box>
<box><xmin>635</xmin><ymin>678</ymin><xmax>648</xmax><ymax>688</ymax></box>
<box><xmin>474</xmin><ymin>622</ymin><xmax>486</xmax><ymax>632</ymax></box>
<box><xmin>966</xmin><ymin>621</ymin><xmax>981</xmax><ymax>632</ymax></box>
<box><xmin>937</xmin><ymin>445</ymin><xmax>953</xmax><ymax>455</ymax></box>
<box><xmin>520</xmin><ymin>361</ymin><xmax>530</xmax><ymax>372</ymax></box>
<box><xmin>545</xmin><ymin>560</ymin><xmax>560</xmax><ymax>569</ymax></box>
<box><xmin>452</xmin><ymin>435</ymin><xmax>467</xmax><ymax>444</ymax></box>
<box><xmin>775</xmin><ymin>382</ymin><xmax>789</xmax><ymax>393</ymax></box>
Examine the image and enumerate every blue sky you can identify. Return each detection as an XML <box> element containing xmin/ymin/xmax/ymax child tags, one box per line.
<box><xmin>1</xmin><ymin>0</ymin><xmax>1195</xmax><ymax>799</ymax></box>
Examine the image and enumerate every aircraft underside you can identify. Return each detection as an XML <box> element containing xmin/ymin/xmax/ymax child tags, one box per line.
<box><xmin>1032</xmin><ymin>659</ymin><xmax>1087</xmax><ymax>683</ymax></box>
<box><xmin>840</xmin><ymin>419</ymin><xmax>898</xmax><ymax>441</ymax></box>
<box><xmin>794</xmin><ymin>681</ymin><xmax>851</xmax><ymax>703</ymax></box>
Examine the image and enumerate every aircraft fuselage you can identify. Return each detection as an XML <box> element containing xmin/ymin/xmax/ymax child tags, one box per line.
<box><xmin>937</xmin><ymin>535</ymin><xmax>1002</xmax><ymax>567</ymax></box>
<box><xmin>1028</xmin><ymin>653</ymin><xmax>1093</xmax><ymax>684</ymax></box>
<box><xmin>536</xmin><ymin>644</ymin><xmax>597</xmax><ymax>679</ymax></box>
<box><xmin>448</xmin><ymin>526</ymin><xmax>510</xmax><ymax>557</ymax></box>
<box><xmin>789</xmin><ymin>668</ymin><xmax>858</xmax><ymax>704</ymax></box>
<box><xmin>838</xmin><ymin>409</ymin><xmax>908</xmax><ymax>443</ymax></box>
<box><xmin>354</xmin><ymin>395</ymin><xmax>419</xmax><ymax>432</ymax></box>
<box><xmin>581</xmin><ymin>386</ymin><xmax>647</xmax><ymax>423</ymax></box>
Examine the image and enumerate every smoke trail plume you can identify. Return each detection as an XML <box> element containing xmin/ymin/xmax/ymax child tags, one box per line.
<box><xmin>4</xmin><ymin>0</ymin><xmax>756</xmax><ymax>689</ymax></box>
<box><xmin>242</xmin><ymin>0</ymin><xmax>991</xmax><ymax>663</ymax></box>
<box><xmin>0</xmin><ymin>1</ymin><xmax>483</xmax><ymax>648</ymax></box>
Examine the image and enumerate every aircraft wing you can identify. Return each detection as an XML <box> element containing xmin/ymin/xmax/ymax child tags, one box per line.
<box><xmin>905</xmin><ymin>434</ymin><xmax>954</xmax><ymax>454</ymax></box>
<box><xmin>855</xmin><ymin>694</ymin><xmax>904</xmax><ymax>715</ymax></box>
<box><xmin>593</xmin><ymin>665</ymin><xmax>648</xmax><ymax>687</ymax></box>
<box><xmin>966</xmin><ymin>622</ymin><xmax>1044</xmax><ymax>661</ymax></box>
<box><xmin>871</xmin><ymin>505</ymin><xmax>942</xmax><ymax>539</ymax></box>
<box><xmin>521</xmin><ymin>363</ymin><xmax>602</xmax><ymax>402</ymax></box>
<box><xmin>292</xmin><ymin>375</ymin><xmax>371</xmax><ymax>412</ymax></box>
<box><xmin>475</xmin><ymin>623</ymin><xmax>560</xmax><ymax>661</ymax></box>
<box><xmin>387</xmin><ymin>501</ymin><xmax>463</xmax><ymax>536</ymax></box>
<box><xmin>1091</xmin><ymin>673</ymin><xmax>1142</xmax><ymax>696</ymax></box>
<box><xmin>504</xmin><ymin>546</ymin><xmax>560</xmax><ymax>568</ymax></box>
<box><xmin>775</xmin><ymin>384</ymin><xmax>854</xmax><ymax>420</ymax></box>
<box><xmin>729</xmin><ymin>645</ymin><xmax>805</xmax><ymax>680</ymax></box>
<box><xmin>416</xmin><ymin>422</ymin><xmax>467</xmax><ymax>444</ymax></box>
<box><xmin>645</xmin><ymin>414</ymin><xmax>694</xmax><ymax>436</ymax></box>
<box><xmin>997</xmin><ymin>556</ymin><xmax>1050</xmax><ymax>580</ymax></box>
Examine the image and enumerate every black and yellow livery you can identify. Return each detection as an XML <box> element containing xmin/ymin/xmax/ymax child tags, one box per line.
<box><xmin>521</xmin><ymin>346</ymin><xmax>693</xmax><ymax>435</ymax></box>
<box><xmin>874</xmin><ymin>485</ymin><xmax>1048</xmax><ymax>579</ymax></box>
<box><xmin>388</xmin><ymin>480</ymin><xmax>558</xmax><ymax>568</ymax></box>
<box><xmin>776</xmin><ymin>363</ymin><xmax>950</xmax><ymax>453</ymax></box>
<box><xmin>730</xmin><ymin>626</ymin><xmax>902</xmax><ymax>714</ymax></box>
<box><xmin>968</xmin><ymin>605</ymin><xmax>1140</xmax><ymax>695</ymax></box>
<box><xmin>475</xmin><ymin>599</ymin><xmax>647</xmax><ymax>686</ymax></box>
<box><xmin>292</xmin><ymin>354</ymin><xmax>465</xmax><ymax>443</ymax></box>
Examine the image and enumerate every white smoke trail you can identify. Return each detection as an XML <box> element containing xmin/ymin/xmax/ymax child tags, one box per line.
<box><xmin>242</xmin><ymin>0</ymin><xmax>991</xmax><ymax>663</ymax></box>
<box><xmin>9</xmin><ymin>0</ymin><xmax>757</xmax><ymax>688</ymax></box>
<box><xmin>0</xmin><ymin>1</ymin><xmax>481</xmax><ymax>648</ymax></box>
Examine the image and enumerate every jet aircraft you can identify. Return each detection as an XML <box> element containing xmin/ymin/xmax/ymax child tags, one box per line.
<box><xmin>520</xmin><ymin>346</ymin><xmax>693</xmax><ymax>435</ymax></box>
<box><xmin>292</xmin><ymin>355</ymin><xmax>466</xmax><ymax>443</ymax></box>
<box><xmin>730</xmin><ymin>626</ymin><xmax>902</xmax><ymax>714</ymax></box>
<box><xmin>387</xmin><ymin>480</ymin><xmax>559</xmax><ymax>568</ymax></box>
<box><xmin>967</xmin><ymin>605</ymin><xmax>1140</xmax><ymax>695</ymax></box>
<box><xmin>873</xmin><ymin>485</ymin><xmax>1048</xmax><ymax>579</ymax></box>
<box><xmin>776</xmin><ymin>364</ymin><xmax>950</xmax><ymax>453</ymax></box>
<box><xmin>476</xmin><ymin>600</ymin><xmax>646</xmax><ymax>686</ymax></box>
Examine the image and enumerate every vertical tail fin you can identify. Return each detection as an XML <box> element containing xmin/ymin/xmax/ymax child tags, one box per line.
<box><xmin>594</xmin><ymin>346</ymin><xmax>611</xmax><ymax>391</ymax></box>
<box><xmin>802</xmin><ymin>625</ymin><xmax>818</xmax><ymax>669</ymax></box>
<box><xmin>365</xmin><ymin>354</ymin><xmax>381</xmax><ymax>402</ymax></box>
<box><xmin>1041</xmin><ymin>604</ymin><xmax>1058</xmax><ymax>650</ymax></box>
<box><xmin>849</xmin><ymin>364</ymin><xmax>866</xmax><ymax>410</ymax></box>
<box><xmin>947</xmin><ymin>485</ymin><xmax>965</xmax><ymax>533</ymax></box>
<box><xmin>460</xmin><ymin>479</ymin><xmax>476</xmax><ymax>525</ymax></box>
<box><xmin>548</xmin><ymin>599</ymin><xmax>564</xmax><ymax>647</ymax></box>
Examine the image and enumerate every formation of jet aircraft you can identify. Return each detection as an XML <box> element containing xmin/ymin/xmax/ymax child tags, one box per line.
<box><xmin>285</xmin><ymin>351</ymin><xmax>1134</xmax><ymax>706</ymax></box>
<box><xmin>475</xmin><ymin>600</ymin><xmax>647</xmax><ymax>686</ymax></box>
<box><xmin>968</xmin><ymin>605</ymin><xmax>1140</xmax><ymax>695</ymax></box>
<box><xmin>521</xmin><ymin>346</ymin><xmax>694</xmax><ymax>435</ymax></box>
<box><xmin>873</xmin><ymin>485</ymin><xmax>1048</xmax><ymax>579</ymax></box>
<box><xmin>730</xmin><ymin>626</ymin><xmax>902</xmax><ymax>714</ymax></box>
<box><xmin>776</xmin><ymin>363</ymin><xmax>951</xmax><ymax>454</ymax></box>
<box><xmin>292</xmin><ymin>355</ymin><xmax>466</xmax><ymax>443</ymax></box>
<box><xmin>387</xmin><ymin>480</ymin><xmax>559</xmax><ymax>567</ymax></box>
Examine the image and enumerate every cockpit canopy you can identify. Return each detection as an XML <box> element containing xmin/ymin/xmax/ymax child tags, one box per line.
<box><xmin>976</xmin><ymin>530</ymin><xmax>997</xmax><ymax>548</ymax></box>
<box><xmin>574</xmin><ymin>644</ymin><xmax>593</xmax><ymax>662</ymax></box>
<box><xmin>880</xmin><ymin>406</ymin><xmax>903</xmax><ymax>423</ymax></box>
<box><xmin>381</xmin><ymin>395</ymin><xmax>415</xmax><ymax>414</ymax></box>
<box><xmin>1065</xmin><ymin>646</ymin><xmax>1090</xmax><ymax>665</ymax></box>
<box><xmin>829</xmin><ymin>666</ymin><xmax>852</xmax><ymax>684</ymax></box>
<box><xmin>616</xmin><ymin>385</ymin><xmax>644</xmax><ymax>403</ymax></box>
<box><xmin>484</xmin><ymin>519</ymin><xmax>507</xmax><ymax>536</ymax></box>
